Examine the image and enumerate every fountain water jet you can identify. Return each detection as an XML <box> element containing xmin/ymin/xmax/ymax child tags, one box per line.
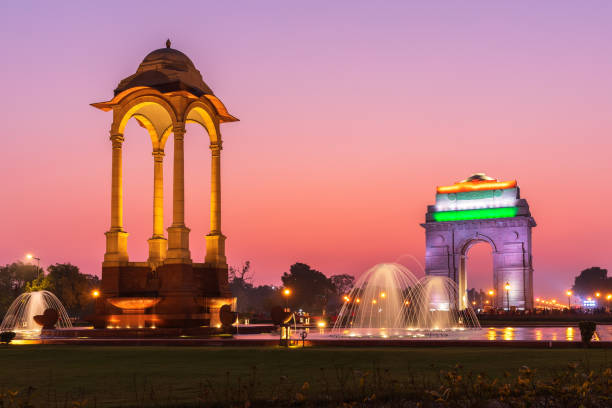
<box><xmin>406</xmin><ymin>276</ymin><xmax>480</xmax><ymax>331</ymax></box>
<box><xmin>332</xmin><ymin>263</ymin><xmax>480</xmax><ymax>338</ymax></box>
<box><xmin>0</xmin><ymin>291</ymin><xmax>72</xmax><ymax>336</ymax></box>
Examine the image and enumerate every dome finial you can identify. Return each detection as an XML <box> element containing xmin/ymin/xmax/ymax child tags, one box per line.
<box><xmin>166</xmin><ymin>38</ymin><xmax>171</xmax><ymax>48</ymax></box>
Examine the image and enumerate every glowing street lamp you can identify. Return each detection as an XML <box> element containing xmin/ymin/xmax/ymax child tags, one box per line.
<box><xmin>92</xmin><ymin>289</ymin><xmax>100</xmax><ymax>298</ymax></box>
<box><xmin>566</xmin><ymin>290</ymin><xmax>572</xmax><ymax>309</ymax></box>
<box><xmin>595</xmin><ymin>292</ymin><xmax>601</xmax><ymax>298</ymax></box>
<box><xmin>282</xmin><ymin>288</ymin><xmax>291</xmax><ymax>309</ymax></box>
<box><xmin>380</xmin><ymin>292</ymin><xmax>386</xmax><ymax>299</ymax></box>
<box><xmin>355</xmin><ymin>298</ymin><xmax>361</xmax><ymax>303</ymax></box>
<box><xmin>487</xmin><ymin>289</ymin><xmax>495</xmax><ymax>307</ymax></box>
<box><xmin>26</xmin><ymin>253</ymin><xmax>41</xmax><ymax>279</ymax></box>
<box><xmin>504</xmin><ymin>282</ymin><xmax>511</xmax><ymax>311</ymax></box>
<box><xmin>343</xmin><ymin>295</ymin><xmax>350</xmax><ymax>303</ymax></box>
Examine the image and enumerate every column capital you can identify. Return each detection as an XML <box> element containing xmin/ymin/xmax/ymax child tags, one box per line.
<box><xmin>152</xmin><ymin>150</ymin><xmax>165</xmax><ymax>161</ymax></box>
<box><xmin>110</xmin><ymin>133</ymin><xmax>124</xmax><ymax>148</ymax></box>
<box><xmin>210</xmin><ymin>141</ymin><xmax>223</xmax><ymax>156</ymax></box>
<box><xmin>173</xmin><ymin>122</ymin><xmax>186</xmax><ymax>138</ymax></box>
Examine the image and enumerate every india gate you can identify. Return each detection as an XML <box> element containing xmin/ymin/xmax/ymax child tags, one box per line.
<box><xmin>90</xmin><ymin>41</ymin><xmax>237</xmax><ymax>328</ymax></box>
<box><xmin>423</xmin><ymin>174</ymin><xmax>535</xmax><ymax>310</ymax></box>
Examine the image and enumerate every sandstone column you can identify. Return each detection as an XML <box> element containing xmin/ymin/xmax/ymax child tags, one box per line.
<box><xmin>166</xmin><ymin>123</ymin><xmax>191</xmax><ymax>262</ymax></box>
<box><xmin>148</xmin><ymin>149</ymin><xmax>167</xmax><ymax>263</ymax></box>
<box><xmin>205</xmin><ymin>141</ymin><xmax>226</xmax><ymax>266</ymax></box>
<box><xmin>104</xmin><ymin>132</ymin><xmax>128</xmax><ymax>263</ymax></box>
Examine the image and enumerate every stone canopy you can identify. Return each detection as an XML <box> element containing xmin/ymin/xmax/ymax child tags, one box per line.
<box><xmin>114</xmin><ymin>43</ymin><xmax>214</xmax><ymax>97</ymax></box>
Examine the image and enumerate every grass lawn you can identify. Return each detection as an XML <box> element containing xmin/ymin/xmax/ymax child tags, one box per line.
<box><xmin>3</xmin><ymin>345</ymin><xmax>612</xmax><ymax>407</ymax></box>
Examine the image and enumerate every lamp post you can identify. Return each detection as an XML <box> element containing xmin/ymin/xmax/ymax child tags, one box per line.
<box><xmin>566</xmin><ymin>290</ymin><xmax>572</xmax><ymax>310</ymax></box>
<box><xmin>282</xmin><ymin>288</ymin><xmax>291</xmax><ymax>310</ymax></box>
<box><xmin>487</xmin><ymin>289</ymin><xmax>495</xmax><ymax>308</ymax></box>
<box><xmin>26</xmin><ymin>253</ymin><xmax>41</xmax><ymax>279</ymax></box>
<box><xmin>504</xmin><ymin>282</ymin><xmax>511</xmax><ymax>311</ymax></box>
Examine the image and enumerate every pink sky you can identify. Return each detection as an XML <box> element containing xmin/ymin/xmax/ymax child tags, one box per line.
<box><xmin>2</xmin><ymin>1</ymin><xmax>612</xmax><ymax>299</ymax></box>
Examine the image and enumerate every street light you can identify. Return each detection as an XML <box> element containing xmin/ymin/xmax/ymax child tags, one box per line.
<box><xmin>92</xmin><ymin>289</ymin><xmax>100</xmax><ymax>298</ymax></box>
<box><xmin>282</xmin><ymin>288</ymin><xmax>291</xmax><ymax>309</ymax></box>
<box><xmin>566</xmin><ymin>290</ymin><xmax>572</xmax><ymax>310</ymax></box>
<box><xmin>26</xmin><ymin>253</ymin><xmax>41</xmax><ymax>279</ymax></box>
<box><xmin>504</xmin><ymin>282</ymin><xmax>511</xmax><ymax>311</ymax></box>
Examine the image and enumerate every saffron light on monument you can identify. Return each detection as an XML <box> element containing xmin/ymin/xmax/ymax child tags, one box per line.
<box><xmin>423</xmin><ymin>173</ymin><xmax>535</xmax><ymax>310</ymax></box>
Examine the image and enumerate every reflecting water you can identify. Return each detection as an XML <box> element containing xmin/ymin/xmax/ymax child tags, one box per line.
<box><xmin>240</xmin><ymin>325</ymin><xmax>612</xmax><ymax>342</ymax></box>
<box><xmin>8</xmin><ymin>325</ymin><xmax>612</xmax><ymax>343</ymax></box>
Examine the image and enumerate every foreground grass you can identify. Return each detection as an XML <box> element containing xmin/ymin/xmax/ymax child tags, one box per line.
<box><xmin>2</xmin><ymin>346</ymin><xmax>611</xmax><ymax>407</ymax></box>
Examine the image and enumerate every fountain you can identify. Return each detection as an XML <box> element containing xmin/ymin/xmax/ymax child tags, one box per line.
<box><xmin>0</xmin><ymin>290</ymin><xmax>72</xmax><ymax>337</ymax></box>
<box><xmin>332</xmin><ymin>263</ymin><xmax>480</xmax><ymax>338</ymax></box>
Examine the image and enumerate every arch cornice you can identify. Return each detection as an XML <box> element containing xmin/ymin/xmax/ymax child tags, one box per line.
<box><xmin>457</xmin><ymin>233</ymin><xmax>498</xmax><ymax>254</ymax></box>
<box><xmin>101</xmin><ymin>92</ymin><xmax>178</xmax><ymax>150</ymax></box>
<box><xmin>183</xmin><ymin>99</ymin><xmax>221</xmax><ymax>144</ymax></box>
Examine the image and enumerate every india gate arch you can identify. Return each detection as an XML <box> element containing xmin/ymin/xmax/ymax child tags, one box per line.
<box><xmin>90</xmin><ymin>40</ymin><xmax>238</xmax><ymax>329</ymax></box>
<box><xmin>422</xmin><ymin>174</ymin><xmax>535</xmax><ymax>310</ymax></box>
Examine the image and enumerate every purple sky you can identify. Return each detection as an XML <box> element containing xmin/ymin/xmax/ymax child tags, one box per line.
<box><xmin>2</xmin><ymin>1</ymin><xmax>612</xmax><ymax>299</ymax></box>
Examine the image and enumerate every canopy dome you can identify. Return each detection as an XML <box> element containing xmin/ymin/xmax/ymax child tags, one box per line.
<box><xmin>114</xmin><ymin>41</ymin><xmax>214</xmax><ymax>97</ymax></box>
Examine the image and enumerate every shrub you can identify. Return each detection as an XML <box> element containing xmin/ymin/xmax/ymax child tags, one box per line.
<box><xmin>0</xmin><ymin>331</ymin><xmax>16</xmax><ymax>344</ymax></box>
<box><xmin>579</xmin><ymin>321</ymin><xmax>596</xmax><ymax>344</ymax></box>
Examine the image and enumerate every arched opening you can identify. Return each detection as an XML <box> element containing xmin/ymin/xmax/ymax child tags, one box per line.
<box><xmin>180</xmin><ymin>122</ymin><xmax>212</xmax><ymax>263</ymax></box>
<box><xmin>115</xmin><ymin>98</ymin><xmax>174</xmax><ymax>262</ymax></box>
<box><xmin>463</xmin><ymin>241</ymin><xmax>494</xmax><ymax>311</ymax></box>
<box><xmin>122</xmin><ymin>118</ymin><xmax>155</xmax><ymax>261</ymax></box>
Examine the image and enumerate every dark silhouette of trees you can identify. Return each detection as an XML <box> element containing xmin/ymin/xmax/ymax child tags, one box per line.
<box><xmin>281</xmin><ymin>263</ymin><xmax>336</xmax><ymax>315</ymax></box>
<box><xmin>571</xmin><ymin>267</ymin><xmax>612</xmax><ymax>298</ymax></box>
<box><xmin>0</xmin><ymin>262</ymin><xmax>42</xmax><ymax>317</ymax></box>
<box><xmin>228</xmin><ymin>261</ymin><xmax>357</xmax><ymax>317</ymax></box>
<box><xmin>228</xmin><ymin>261</ymin><xmax>283</xmax><ymax>316</ymax></box>
<box><xmin>330</xmin><ymin>274</ymin><xmax>355</xmax><ymax>296</ymax></box>
<box><xmin>27</xmin><ymin>263</ymin><xmax>100</xmax><ymax>316</ymax></box>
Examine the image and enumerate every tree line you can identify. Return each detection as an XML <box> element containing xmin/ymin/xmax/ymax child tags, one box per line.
<box><xmin>229</xmin><ymin>262</ymin><xmax>354</xmax><ymax>318</ymax></box>
<box><xmin>2</xmin><ymin>260</ymin><xmax>607</xmax><ymax>322</ymax></box>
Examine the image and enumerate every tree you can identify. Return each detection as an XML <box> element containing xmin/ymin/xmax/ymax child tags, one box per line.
<box><xmin>571</xmin><ymin>267</ymin><xmax>612</xmax><ymax>298</ymax></box>
<box><xmin>0</xmin><ymin>262</ymin><xmax>41</xmax><ymax>318</ymax></box>
<box><xmin>330</xmin><ymin>274</ymin><xmax>355</xmax><ymax>296</ymax></box>
<box><xmin>28</xmin><ymin>263</ymin><xmax>100</xmax><ymax>316</ymax></box>
<box><xmin>228</xmin><ymin>261</ymin><xmax>282</xmax><ymax>316</ymax></box>
<box><xmin>281</xmin><ymin>263</ymin><xmax>335</xmax><ymax>314</ymax></box>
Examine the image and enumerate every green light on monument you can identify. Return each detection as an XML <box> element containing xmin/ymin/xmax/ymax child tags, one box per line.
<box><xmin>433</xmin><ymin>207</ymin><xmax>518</xmax><ymax>222</ymax></box>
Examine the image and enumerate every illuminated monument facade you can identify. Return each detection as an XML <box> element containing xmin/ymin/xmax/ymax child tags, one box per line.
<box><xmin>422</xmin><ymin>174</ymin><xmax>535</xmax><ymax>310</ymax></box>
<box><xmin>90</xmin><ymin>40</ymin><xmax>238</xmax><ymax>328</ymax></box>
